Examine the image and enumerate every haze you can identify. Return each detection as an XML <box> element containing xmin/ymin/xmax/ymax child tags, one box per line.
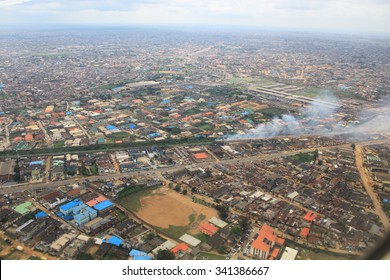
<box><xmin>1</xmin><ymin>0</ymin><xmax>390</xmax><ymax>35</ymax></box>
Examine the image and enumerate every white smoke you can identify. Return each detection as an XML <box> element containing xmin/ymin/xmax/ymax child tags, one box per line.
<box><xmin>226</xmin><ymin>90</ymin><xmax>342</xmax><ymax>140</ymax></box>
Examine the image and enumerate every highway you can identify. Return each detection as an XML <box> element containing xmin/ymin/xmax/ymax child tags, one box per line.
<box><xmin>249</xmin><ymin>86</ymin><xmax>341</xmax><ymax>109</ymax></box>
<box><xmin>0</xmin><ymin>141</ymin><xmax>373</xmax><ymax>195</ymax></box>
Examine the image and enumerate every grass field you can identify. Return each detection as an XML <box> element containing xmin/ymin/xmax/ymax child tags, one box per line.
<box><xmin>287</xmin><ymin>240</ymin><xmax>357</xmax><ymax>260</ymax></box>
<box><xmin>287</xmin><ymin>152</ymin><xmax>317</xmax><ymax>163</ymax></box>
<box><xmin>155</xmin><ymin>225</ymin><xmax>191</xmax><ymax>239</ymax></box>
<box><xmin>199</xmin><ymin>252</ymin><xmax>226</xmax><ymax>260</ymax></box>
<box><xmin>118</xmin><ymin>187</ymin><xmax>218</xmax><ymax>239</ymax></box>
<box><xmin>229</xmin><ymin>77</ymin><xmax>277</xmax><ymax>87</ymax></box>
<box><xmin>54</xmin><ymin>141</ymin><xmax>65</xmax><ymax>148</ymax></box>
<box><xmin>117</xmin><ymin>186</ymin><xmax>161</xmax><ymax>212</ymax></box>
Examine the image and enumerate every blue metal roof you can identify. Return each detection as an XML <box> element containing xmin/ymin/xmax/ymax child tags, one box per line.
<box><xmin>93</xmin><ymin>200</ymin><xmax>113</xmax><ymax>211</ymax></box>
<box><xmin>129</xmin><ymin>249</ymin><xmax>152</xmax><ymax>260</ymax></box>
<box><xmin>106</xmin><ymin>125</ymin><xmax>118</xmax><ymax>131</ymax></box>
<box><xmin>133</xmin><ymin>255</ymin><xmax>153</xmax><ymax>260</ymax></box>
<box><xmin>35</xmin><ymin>211</ymin><xmax>48</xmax><ymax>219</ymax></box>
<box><xmin>29</xmin><ymin>160</ymin><xmax>44</xmax><ymax>166</ymax></box>
<box><xmin>107</xmin><ymin>236</ymin><xmax>122</xmax><ymax>246</ymax></box>
<box><xmin>59</xmin><ymin>199</ymin><xmax>82</xmax><ymax>212</ymax></box>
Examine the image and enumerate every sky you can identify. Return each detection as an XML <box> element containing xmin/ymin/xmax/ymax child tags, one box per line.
<box><xmin>1</xmin><ymin>0</ymin><xmax>390</xmax><ymax>34</ymax></box>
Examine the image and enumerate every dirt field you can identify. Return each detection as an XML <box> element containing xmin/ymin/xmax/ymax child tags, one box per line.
<box><xmin>136</xmin><ymin>187</ymin><xmax>217</xmax><ymax>231</ymax></box>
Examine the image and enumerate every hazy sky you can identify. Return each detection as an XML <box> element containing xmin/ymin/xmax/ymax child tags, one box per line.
<box><xmin>1</xmin><ymin>0</ymin><xmax>390</xmax><ymax>34</ymax></box>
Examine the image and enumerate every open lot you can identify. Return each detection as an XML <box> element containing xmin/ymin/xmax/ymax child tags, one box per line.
<box><xmin>119</xmin><ymin>187</ymin><xmax>217</xmax><ymax>238</ymax></box>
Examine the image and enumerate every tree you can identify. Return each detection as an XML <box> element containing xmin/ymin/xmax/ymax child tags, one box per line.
<box><xmin>230</xmin><ymin>226</ymin><xmax>242</xmax><ymax>235</ymax></box>
<box><xmin>75</xmin><ymin>252</ymin><xmax>95</xmax><ymax>260</ymax></box>
<box><xmin>13</xmin><ymin>163</ymin><xmax>20</xmax><ymax>182</ymax></box>
<box><xmin>217</xmin><ymin>246</ymin><xmax>228</xmax><ymax>254</ymax></box>
<box><xmin>182</xmin><ymin>189</ymin><xmax>188</xmax><ymax>195</ymax></box>
<box><xmin>174</xmin><ymin>185</ymin><xmax>181</xmax><ymax>192</ymax></box>
<box><xmin>156</xmin><ymin>249</ymin><xmax>175</xmax><ymax>260</ymax></box>
<box><xmin>214</xmin><ymin>204</ymin><xmax>229</xmax><ymax>220</ymax></box>
<box><xmin>239</xmin><ymin>216</ymin><xmax>251</xmax><ymax>233</ymax></box>
<box><xmin>351</xmin><ymin>143</ymin><xmax>356</xmax><ymax>150</ymax></box>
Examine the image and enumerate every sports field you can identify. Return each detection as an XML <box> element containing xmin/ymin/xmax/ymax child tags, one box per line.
<box><xmin>118</xmin><ymin>187</ymin><xmax>217</xmax><ymax>238</ymax></box>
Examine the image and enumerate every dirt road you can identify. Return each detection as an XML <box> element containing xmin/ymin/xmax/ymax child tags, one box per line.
<box><xmin>355</xmin><ymin>145</ymin><xmax>390</xmax><ymax>230</ymax></box>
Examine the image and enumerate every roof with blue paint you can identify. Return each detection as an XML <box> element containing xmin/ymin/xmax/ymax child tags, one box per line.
<box><xmin>59</xmin><ymin>199</ymin><xmax>82</xmax><ymax>212</ymax></box>
<box><xmin>106</xmin><ymin>125</ymin><xmax>118</xmax><ymax>131</ymax></box>
<box><xmin>29</xmin><ymin>160</ymin><xmax>44</xmax><ymax>166</ymax></box>
<box><xmin>107</xmin><ymin>236</ymin><xmax>122</xmax><ymax>246</ymax></box>
<box><xmin>35</xmin><ymin>211</ymin><xmax>48</xmax><ymax>218</ymax></box>
<box><xmin>129</xmin><ymin>249</ymin><xmax>152</xmax><ymax>260</ymax></box>
<box><xmin>93</xmin><ymin>200</ymin><xmax>113</xmax><ymax>211</ymax></box>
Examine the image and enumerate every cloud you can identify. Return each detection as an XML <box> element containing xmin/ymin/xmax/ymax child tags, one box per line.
<box><xmin>0</xmin><ymin>0</ymin><xmax>31</xmax><ymax>8</ymax></box>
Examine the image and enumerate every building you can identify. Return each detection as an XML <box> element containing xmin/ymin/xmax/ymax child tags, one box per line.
<box><xmin>280</xmin><ymin>247</ymin><xmax>298</xmax><ymax>260</ymax></box>
<box><xmin>13</xmin><ymin>201</ymin><xmax>35</xmax><ymax>215</ymax></box>
<box><xmin>171</xmin><ymin>243</ymin><xmax>189</xmax><ymax>258</ymax></box>
<box><xmin>199</xmin><ymin>222</ymin><xmax>219</xmax><ymax>236</ymax></box>
<box><xmin>250</xmin><ymin>224</ymin><xmax>285</xmax><ymax>260</ymax></box>
<box><xmin>41</xmin><ymin>191</ymin><xmax>68</xmax><ymax>210</ymax></box>
<box><xmin>59</xmin><ymin>199</ymin><xmax>83</xmax><ymax>215</ymax></box>
<box><xmin>72</xmin><ymin>204</ymin><xmax>97</xmax><ymax>225</ymax></box>
<box><xmin>129</xmin><ymin>249</ymin><xmax>153</xmax><ymax>260</ymax></box>
<box><xmin>93</xmin><ymin>200</ymin><xmax>114</xmax><ymax>213</ymax></box>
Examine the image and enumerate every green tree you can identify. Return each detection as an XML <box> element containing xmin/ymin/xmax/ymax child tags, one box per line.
<box><xmin>217</xmin><ymin>246</ymin><xmax>228</xmax><ymax>254</ymax></box>
<box><xmin>230</xmin><ymin>226</ymin><xmax>242</xmax><ymax>235</ymax></box>
<box><xmin>239</xmin><ymin>216</ymin><xmax>251</xmax><ymax>233</ymax></box>
<box><xmin>75</xmin><ymin>252</ymin><xmax>95</xmax><ymax>260</ymax></box>
<box><xmin>156</xmin><ymin>249</ymin><xmax>175</xmax><ymax>260</ymax></box>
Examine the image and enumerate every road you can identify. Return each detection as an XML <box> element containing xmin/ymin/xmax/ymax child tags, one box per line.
<box><xmin>1</xmin><ymin>119</ymin><xmax>13</xmax><ymax>150</ymax></box>
<box><xmin>72</xmin><ymin>115</ymin><xmax>92</xmax><ymax>139</ymax></box>
<box><xmin>1</xmin><ymin>140</ymin><xmax>388</xmax><ymax>195</ymax></box>
<box><xmin>37</xmin><ymin>120</ymin><xmax>53</xmax><ymax>144</ymax></box>
<box><xmin>355</xmin><ymin>144</ymin><xmax>390</xmax><ymax>230</ymax></box>
<box><xmin>0</xmin><ymin>145</ymin><xmax>335</xmax><ymax>194</ymax></box>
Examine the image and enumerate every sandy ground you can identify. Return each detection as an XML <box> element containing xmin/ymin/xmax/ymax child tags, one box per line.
<box><xmin>136</xmin><ymin>187</ymin><xmax>217</xmax><ymax>229</ymax></box>
<box><xmin>0</xmin><ymin>232</ymin><xmax>55</xmax><ymax>260</ymax></box>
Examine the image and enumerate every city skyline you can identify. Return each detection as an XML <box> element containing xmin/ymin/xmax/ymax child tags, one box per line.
<box><xmin>1</xmin><ymin>0</ymin><xmax>390</xmax><ymax>35</ymax></box>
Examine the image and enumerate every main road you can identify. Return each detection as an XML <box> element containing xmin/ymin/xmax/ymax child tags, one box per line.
<box><xmin>0</xmin><ymin>141</ymin><xmax>373</xmax><ymax>195</ymax></box>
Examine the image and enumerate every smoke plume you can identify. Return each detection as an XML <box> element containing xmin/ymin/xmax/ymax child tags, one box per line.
<box><xmin>226</xmin><ymin>90</ymin><xmax>342</xmax><ymax>140</ymax></box>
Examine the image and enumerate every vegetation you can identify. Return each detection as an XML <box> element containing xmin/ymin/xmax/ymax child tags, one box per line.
<box><xmin>155</xmin><ymin>225</ymin><xmax>190</xmax><ymax>240</ymax></box>
<box><xmin>286</xmin><ymin>240</ymin><xmax>357</xmax><ymax>260</ymax></box>
<box><xmin>230</xmin><ymin>226</ymin><xmax>242</xmax><ymax>234</ymax></box>
<box><xmin>156</xmin><ymin>249</ymin><xmax>175</xmax><ymax>260</ymax></box>
<box><xmin>53</xmin><ymin>141</ymin><xmax>65</xmax><ymax>148</ymax></box>
<box><xmin>239</xmin><ymin>216</ymin><xmax>251</xmax><ymax>233</ymax></box>
<box><xmin>75</xmin><ymin>252</ymin><xmax>95</xmax><ymax>260</ymax></box>
<box><xmin>213</xmin><ymin>204</ymin><xmax>230</xmax><ymax>220</ymax></box>
<box><xmin>259</xmin><ymin>107</ymin><xmax>289</xmax><ymax>118</ymax></box>
<box><xmin>194</xmin><ymin>233</ymin><xmax>210</xmax><ymax>243</ymax></box>
<box><xmin>188</xmin><ymin>213</ymin><xmax>196</xmax><ymax>224</ymax></box>
<box><xmin>287</xmin><ymin>152</ymin><xmax>317</xmax><ymax>163</ymax></box>
<box><xmin>206</xmin><ymin>86</ymin><xmax>243</xmax><ymax>97</ymax></box>
<box><xmin>117</xmin><ymin>185</ymin><xmax>161</xmax><ymax>212</ymax></box>
<box><xmin>13</xmin><ymin>161</ymin><xmax>20</xmax><ymax>182</ymax></box>
<box><xmin>106</xmin><ymin>132</ymin><xmax>133</xmax><ymax>141</ymax></box>
<box><xmin>199</xmin><ymin>252</ymin><xmax>225</xmax><ymax>260</ymax></box>
<box><xmin>217</xmin><ymin>245</ymin><xmax>228</xmax><ymax>255</ymax></box>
